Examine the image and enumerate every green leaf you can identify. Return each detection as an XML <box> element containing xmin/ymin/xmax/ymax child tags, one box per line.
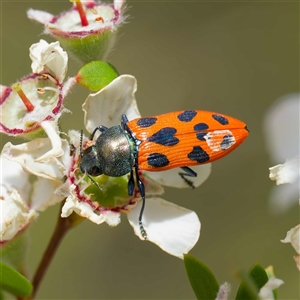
<box><xmin>184</xmin><ymin>254</ymin><xmax>219</xmax><ymax>300</ymax></box>
<box><xmin>235</xmin><ymin>263</ymin><xmax>268</xmax><ymax>300</ymax></box>
<box><xmin>0</xmin><ymin>262</ymin><xmax>32</xmax><ymax>297</ymax></box>
<box><xmin>76</xmin><ymin>60</ymin><xmax>119</xmax><ymax>91</ymax></box>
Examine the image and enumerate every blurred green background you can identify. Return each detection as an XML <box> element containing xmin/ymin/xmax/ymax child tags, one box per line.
<box><xmin>1</xmin><ymin>1</ymin><xmax>299</xmax><ymax>299</ymax></box>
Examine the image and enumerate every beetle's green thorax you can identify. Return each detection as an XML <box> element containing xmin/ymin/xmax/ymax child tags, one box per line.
<box><xmin>94</xmin><ymin>125</ymin><xmax>135</xmax><ymax>177</ymax></box>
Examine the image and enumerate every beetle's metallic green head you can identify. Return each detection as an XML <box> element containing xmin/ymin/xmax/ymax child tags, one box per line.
<box><xmin>80</xmin><ymin>145</ymin><xmax>103</xmax><ymax>177</ymax></box>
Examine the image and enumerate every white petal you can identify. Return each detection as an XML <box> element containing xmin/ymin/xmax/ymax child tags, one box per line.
<box><xmin>0</xmin><ymin>85</ymin><xmax>8</xmax><ymax>99</ymax></box>
<box><xmin>293</xmin><ymin>254</ymin><xmax>300</xmax><ymax>271</ymax></box>
<box><xmin>1</xmin><ymin>138</ymin><xmax>69</xmax><ymax>181</ymax></box>
<box><xmin>0</xmin><ymin>155</ymin><xmax>30</xmax><ymax>202</ymax></box>
<box><xmin>114</xmin><ymin>0</ymin><xmax>126</xmax><ymax>12</ymax></box>
<box><xmin>35</xmin><ymin>121</ymin><xmax>64</xmax><ymax>162</ymax></box>
<box><xmin>258</xmin><ymin>278</ymin><xmax>284</xmax><ymax>300</ymax></box>
<box><xmin>269</xmin><ymin>156</ymin><xmax>299</xmax><ymax>185</ymax></box>
<box><xmin>268</xmin><ymin>182</ymin><xmax>299</xmax><ymax>214</ymax></box>
<box><xmin>127</xmin><ymin>197</ymin><xmax>200</xmax><ymax>258</ymax></box>
<box><xmin>0</xmin><ymin>184</ymin><xmax>36</xmax><ymax>241</ymax></box>
<box><xmin>144</xmin><ymin>164</ymin><xmax>211</xmax><ymax>189</ymax></box>
<box><xmin>61</xmin><ymin>185</ymin><xmax>120</xmax><ymax>226</ymax></box>
<box><xmin>30</xmin><ymin>39</ymin><xmax>68</xmax><ymax>83</ymax></box>
<box><xmin>83</xmin><ymin>75</ymin><xmax>141</xmax><ymax>134</ymax></box>
<box><xmin>281</xmin><ymin>224</ymin><xmax>300</xmax><ymax>254</ymax></box>
<box><xmin>31</xmin><ymin>177</ymin><xmax>65</xmax><ymax>211</ymax></box>
<box><xmin>264</xmin><ymin>94</ymin><xmax>300</xmax><ymax>162</ymax></box>
<box><xmin>27</xmin><ymin>9</ymin><xmax>54</xmax><ymax>24</ymax></box>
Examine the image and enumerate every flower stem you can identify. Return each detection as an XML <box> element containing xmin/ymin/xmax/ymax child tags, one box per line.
<box><xmin>30</xmin><ymin>202</ymin><xmax>84</xmax><ymax>299</ymax></box>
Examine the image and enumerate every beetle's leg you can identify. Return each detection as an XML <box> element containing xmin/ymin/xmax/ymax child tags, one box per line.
<box><xmin>121</xmin><ymin>114</ymin><xmax>131</xmax><ymax>132</ymax></box>
<box><xmin>135</xmin><ymin>166</ymin><xmax>147</xmax><ymax>240</ymax></box>
<box><xmin>90</xmin><ymin>125</ymin><xmax>108</xmax><ymax>140</ymax></box>
<box><xmin>179</xmin><ymin>166</ymin><xmax>197</xmax><ymax>189</ymax></box>
<box><xmin>128</xmin><ymin>169</ymin><xmax>135</xmax><ymax>196</ymax></box>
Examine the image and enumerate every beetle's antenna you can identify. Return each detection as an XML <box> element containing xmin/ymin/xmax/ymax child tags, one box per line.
<box><xmin>86</xmin><ymin>173</ymin><xmax>103</xmax><ymax>191</ymax></box>
<box><xmin>80</xmin><ymin>129</ymin><xmax>83</xmax><ymax>157</ymax></box>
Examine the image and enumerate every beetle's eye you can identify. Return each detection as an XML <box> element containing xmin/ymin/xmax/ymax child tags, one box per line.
<box><xmin>88</xmin><ymin>165</ymin><xmax>102</xmax><ymax>176</ymax></box>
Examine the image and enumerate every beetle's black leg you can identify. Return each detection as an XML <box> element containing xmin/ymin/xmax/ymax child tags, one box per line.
<box><xmin>178</xmin><ymin>166</ymin><xmax>198</xmax><ymax>189</ymax></box>
<box><xmin>121</xmin><ymin>114</ymin><xmax>131</xmax><ymax>132</ymax></box>
<box><xmin>90</xmin><ymin>125</ymin><xmax>108</xmax><ymax>140</ymax></box>
<box><xmin>135</xmin><ymin>166</ymin><xmax>147</xmax><ymax>240</ymax></box>
<box><xmin>128</xmin><ymin>169</ymin><xmax>135</xmax><ymax>196</ymax></box>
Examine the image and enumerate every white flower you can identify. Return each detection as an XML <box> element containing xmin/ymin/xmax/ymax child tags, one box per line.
<box><xmin>264</xmin><ymin>93</ymin><xmax>300</xmax><ymax>271</ymax></box>
<box><xmin>281</xmin><ymin>225</ymin><xmax>300</xmax><ymax>270</ymax></box>
<box><xmin>264</xmin><ymin>93</ymin><xmax>300</xmax><ymax>213</ymax></box>
<box><xmin>1</xmin><ymin>121</ymin><xmax>69</xmax><ymax>242</ymax></box>
<box><xmin>0</xmin><ymin>40</ymin><xmax>75</xmax><ymax>137</ymax></box>
<box><xmin>1</xmin><ymin>74</ymin><xmax>211</xmax><ymax>257</ymax></box>
<box><xmin>62</xmin><ymin>75</ymin><xmax>211</xmax><ymax>258</ymax></box>
<box><xmin>258</xmin><ymin>277</ymin><xmax>284</xmax><ymax>300</ymax></box>
<box><xmin>27</xmin><ymin>0</ymin><xmax>127</xmax><ymax>63</ymax></box>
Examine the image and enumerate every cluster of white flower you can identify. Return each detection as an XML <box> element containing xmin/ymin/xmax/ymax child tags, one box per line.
<box><xmin>0</xmin><ymin>39</ymin><xmax>212</xmax><ymax>258</ymax></box>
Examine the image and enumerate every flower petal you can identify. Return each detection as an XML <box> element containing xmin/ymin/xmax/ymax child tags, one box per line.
<box><xmin>30</xmin><ymin>39</ymin><xmax>68</xmax><ymax>83</ymax></box>
<box><xmin>61</xmin><ymin>185</ymin><xmax>121</xmax><ymax>226</ymax></box>
<box><xmin>27</xmin><ymin>9</ymin><xmax>54</xmax><ymax>24</ymax></box>
<box><xmin>1</xmin><ymin>155</ymin><xmax>30</xmax><ymax>202</ymax></box>
<box><xmin>0</xmin><ymin>184</ymin><xmax>36</xmax><ymax>241</ymax></box>
<box><xmin>281</xmin><ymin>224</ymin><xmax>300</xmax><ymax>254</ymax></box>
<box><xmin>258</xmin><ymin>278</ymin><xmax>284</xmax><ymax>300</ymax></box>
<box><xmin>1</xmin><ymin>122</ymin><xmax>70</xmax><ymax>181</ymax></box>
<box><xmin>268</xmin><ymin>182</ymin><xmax>299</xmax><ymax>214</ymax></box>
<box><xmin>264</xmin><ymin>93</ymin><xmax>300</xmax><ymax>162</ymax></box>
<box><xmin>144</xmin><ymin>164</ymin><xmax>211</xmax><ymax>189</ymax></box>
<box><xmin>83</xmin><ymin>75</ymin><xmax>141</xmax><ymax>134</ymax></box>
<box><xmin>269</xmin><ymin>156</ymin><xmax>299</xmax><ymax>185</ymax></box>
<box><xmin>127</xmin><ymin>197</ymin><xmax>200</xmax><ymax>258</ymax></box>
<box><xmin>35</xmin><ymin>121</ymin><xmax>64</xmax><ymax>162</ymax></box>
<box><xmin>293</xmin><ymin>254</ymin><xmax>300</xmax><ymax>271</ymax></box>
<box><xmin>31</xmin><ymin>177</ymin><xmax>65</xmax><ymax>211</ymax></box>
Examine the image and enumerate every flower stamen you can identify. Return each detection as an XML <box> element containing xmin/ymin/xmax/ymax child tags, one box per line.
<box><xmin>91</xmin><ymin>8</ymin><xmax>98</xmax><ymax>15</ymax></box>
<box><xmin>70</xmin><ymin>0</ymin><xmax>89</xmax><ymax>27</ymax></box>
<box><xmin>95</xmin><ymin>16</ymin><xmax>104</xmax><ymax>23</ymax></box>
<box><xmin>37</xmin><ymin>88</ymin><xmax>45</xmax><ymax>94</ymax></box>
<box><xmin>12</xmin><ymin>82</ymin><xmax>34</xmax><ymax>112</ymax></box>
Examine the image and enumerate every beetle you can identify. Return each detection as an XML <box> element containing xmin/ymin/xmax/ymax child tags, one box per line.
<box><xmin>80</xmin><ymin>110</ymin><xmax>249</xmax><ymax>239</ymax></box>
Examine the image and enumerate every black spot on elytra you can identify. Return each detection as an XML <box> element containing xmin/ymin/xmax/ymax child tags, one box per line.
<box><xmin>220</xmin><ymin>134</ymin><xmax>235</xmax><ymax>150</ymax></box>
<box><xmin>188</xmin><ymin>146</ymin><xmax>210</xmax><ymax>163</ymax></box>
<box><xmin>147</xmin><ymin>153</ymin><xmax>170</xmax><ymax>167</ymax></box>
<box><xmin>177</xmin><ymin>110</ymin><xmax>197</xmax><ymax>122</ymax></box>
<box><xmin>148</xmin><ymin>127</ymin><xmax>179</xmax><ymax>146</ymax></box>
<box><xmin>212</xmin><ymin>114</ymin><xmax>229</xmax><ymax>125</ymax></box>
<box><xmin>137</xmin><ymin>117</ymin><xmax>157</xmax><ymax>128</ymax></box>
<box><xmin>194</xmin><ymin>123</ymin><xmax>209</xmax><ymax>131</ymax></box>
<box><xmin>196</xmin><ymin>133</ymin><xmax>207</xmax><ymax>141</ymax></box>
